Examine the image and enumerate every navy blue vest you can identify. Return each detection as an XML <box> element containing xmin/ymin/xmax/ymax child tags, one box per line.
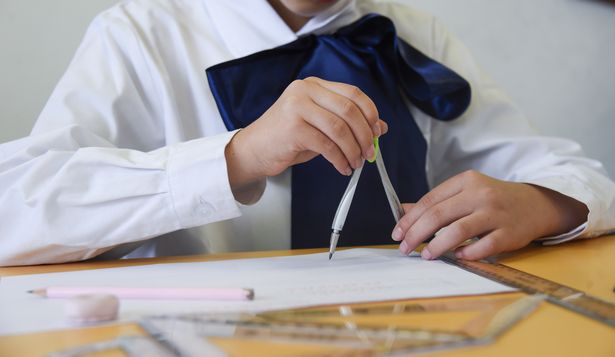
<box><xmin>206</xmin><ymin>14</ymin><xmax>471</xmax><ymax>249</ymax></box>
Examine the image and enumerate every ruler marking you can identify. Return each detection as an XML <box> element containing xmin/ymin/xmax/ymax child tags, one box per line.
<box><xmin>440</xmin><ymin>254</ymin><xmax>615</xmax><ymax>328</ymax></box>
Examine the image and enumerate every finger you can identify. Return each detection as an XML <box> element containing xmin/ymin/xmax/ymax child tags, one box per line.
<box><xmin>300</xmin><ymin>103</ymin><xmax>364</xmax><ymax>169</ymax></box>
<box><xmin>378</xmin><ymin>119</ymin><xmax>388</xmax><ymax>135</ymax></box>
<box><xmin>453</xmin><ymin>230</ymin><xmax>511</xmax><ymax>261</ymax></box>
<box><xmin>304</xmin><ymin>81</ymin><xmax>375</xmax><ymax>160</ymax></box>
<box><xmin>401</xmin><ymin>203</ymin><xmax>415</xmax><ymax>213</ymax></box>
<box><xmin>420</xmin><ymin>212</ymin><xmax>495</xmax><ymax>260</ymax></box>
<box><xmin>394</xmin><ymin>173</ymin><xmax>468</xmax><ymax>239</ymax></box>
<box><xmin>304</xmin><ymin>77</ymin><xmax>380</xmax><ymax>135</ymax></box>
<box><xmin>393</xmin><ymin>203</ymin><xmax>415</xmax><ymax>242</ymax></box>
<box><xmin>396</xmin><ymin>192</ymin><xmax>473</xmax><ymax>253</ymax></box>
<box><xmin>299</xmin><ymin>126</ymin><xmax>353</xmax><ymax>176</ymax></box>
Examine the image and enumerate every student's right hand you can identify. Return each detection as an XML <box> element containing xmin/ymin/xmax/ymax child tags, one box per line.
<box><xmin>225</xmin><ymin>76</ymin><xmax>387</xmax><ymax>204</ymax></box>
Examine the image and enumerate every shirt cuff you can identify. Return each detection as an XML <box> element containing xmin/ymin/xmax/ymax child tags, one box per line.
<box><xmin>536</xmin><ymin>222</ymin><xmax>587</xmax><ymax>245</ymax></box>
<box><xmin>166</xmin><ymin>130</ymin><xmax>242</xmax><ymax>229</ymax></box>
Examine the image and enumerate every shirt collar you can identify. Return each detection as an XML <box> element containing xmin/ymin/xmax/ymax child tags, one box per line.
<box><xmin>296</xmin><ymin>0</ymin><xmax>360</xmax><ymax>36</ymax></box>
<box><xmin>203</xmin><ymin>0</ymin><xmax>360</xmax><ymax>58</ymax></box>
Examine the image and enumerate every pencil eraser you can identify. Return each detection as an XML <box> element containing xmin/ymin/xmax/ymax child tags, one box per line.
<box><xmin>64</xmin><ymin>294</ymin><xmax>119</xmax><ymax>325</ymax></box>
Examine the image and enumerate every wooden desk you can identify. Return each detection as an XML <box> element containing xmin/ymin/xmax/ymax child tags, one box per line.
<box><xmin>1</xmin><ymin>237</ymin><xmax>614</xmax><ymax>357</ymax></box>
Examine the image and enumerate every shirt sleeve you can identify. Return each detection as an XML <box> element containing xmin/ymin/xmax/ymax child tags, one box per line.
<box><xmin>0</xmin><ymin>14</ymin><xmax>241</xmax><ymax>266</ymax></box>
<box><xmin>421</xmin><ymin>16</ymin><xmax>615</xmax><ymax>243</ymax></box>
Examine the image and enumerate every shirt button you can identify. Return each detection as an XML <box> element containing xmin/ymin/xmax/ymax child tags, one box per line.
<box><xmin>197</xmin><ymin>196</ymin><xmax>214</xmax><ymax>217</ymax></box>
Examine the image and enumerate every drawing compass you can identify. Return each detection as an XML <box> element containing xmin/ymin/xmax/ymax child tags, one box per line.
<box><xmin>329</xmin><ymin>138</ymin><xmax>405</xmax><ymax>259</ymax></box>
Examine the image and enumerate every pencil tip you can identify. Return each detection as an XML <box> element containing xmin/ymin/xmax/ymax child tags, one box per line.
<box><xmin>329</xmin><ymin>253</ymin><xmax>333</xmax><ymax>260</ymax></box>
<box><xmin>27</xmin><ymin>289</ymin><xmax>45</xmax><ymax>296</ymax></box>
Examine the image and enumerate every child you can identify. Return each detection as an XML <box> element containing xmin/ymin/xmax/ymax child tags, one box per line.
<box><xmin>0</xmin><ymin>0</ymin><xmax>613</xmax><ymax>266</ymax></box>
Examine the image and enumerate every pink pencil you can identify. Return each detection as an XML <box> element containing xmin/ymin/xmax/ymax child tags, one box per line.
<box><xmin>28</xmin><ymin>286</ymin><xmax>254</xmax><ymax>301</ymax></box>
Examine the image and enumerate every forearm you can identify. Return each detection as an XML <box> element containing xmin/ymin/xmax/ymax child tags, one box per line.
<box><xmin>224</xmin><ymin>129</ymin><xmax>267</xmax><ymax>205</ymax></box>
<box><xmin>524</xmin><ymin>184</ymin><xmax>589</xmax><ymax>238</ymax></box>
<box><xmin>0</xmin><ymin>129</ymin><xmax>241</xmax><ymax>266</ymax></box>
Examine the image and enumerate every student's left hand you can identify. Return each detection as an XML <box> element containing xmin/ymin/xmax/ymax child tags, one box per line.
<box><xmin>392</xmin><ymin>170</ymin><xmax>588</xmax><ymax>260</ymax></box>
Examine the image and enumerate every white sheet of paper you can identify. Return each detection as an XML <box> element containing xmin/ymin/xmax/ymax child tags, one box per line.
<box><xmin>0</xmin><ymin>248</ymin><xmax>514</xmax><ymax>336</ymax></box>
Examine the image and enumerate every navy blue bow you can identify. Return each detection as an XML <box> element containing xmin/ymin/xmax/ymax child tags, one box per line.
<box><xmin>207</xmin><ymin>14</ymin><xmax>471</xmax><ymax>248</ymax></box>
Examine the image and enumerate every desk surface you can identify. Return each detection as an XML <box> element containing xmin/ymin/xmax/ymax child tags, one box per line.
<box><xmin>1</xmin><ymin>237</ymin><xmax>614</xmax><ymax>357</ymax></box>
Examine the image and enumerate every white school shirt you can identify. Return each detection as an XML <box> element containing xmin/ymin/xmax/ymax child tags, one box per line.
<box><xmin>0</xmin><ymin>0</ymin><xmax>613</xmax><ymax>266</ymax></box>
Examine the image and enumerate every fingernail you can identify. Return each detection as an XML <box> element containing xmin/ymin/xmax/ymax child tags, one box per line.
<box><xmin>344</xmin><ymin>167</ymin><xmax>352</xmax><ymax>176</ymax></box>
<box><xmin>392</xmin><ymin>227</ymin><xmax>403</xmax><ymax>241</ymax></box>
<box><xmin>365</xmin><ymin>146</ymin><xmax>375</xmax><ymax>161</ymax></box>
<box><xmin>372</xmin><ymin>124</ymin><xmax>381</xmax><ymax>137</ymax></box>
<box><xmin>421</xmin><ymin>248</ymin><xmax>433</xmax><ymax>260</ymax></box>
<box><xmin>399</xmin><ymin>240</ymin><xmax>409</xmax><ymax>254</ymax></box>
<box><xmin>455</xmin><ymin>250</ymin><xmax>464</xmax><ymax>259</ymax></box>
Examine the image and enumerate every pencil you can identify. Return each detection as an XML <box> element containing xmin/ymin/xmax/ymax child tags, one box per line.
<box><xmin>28</xmin><ymin>286</ymin><xmax>254</xmax><ymax>301</ymax></box>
